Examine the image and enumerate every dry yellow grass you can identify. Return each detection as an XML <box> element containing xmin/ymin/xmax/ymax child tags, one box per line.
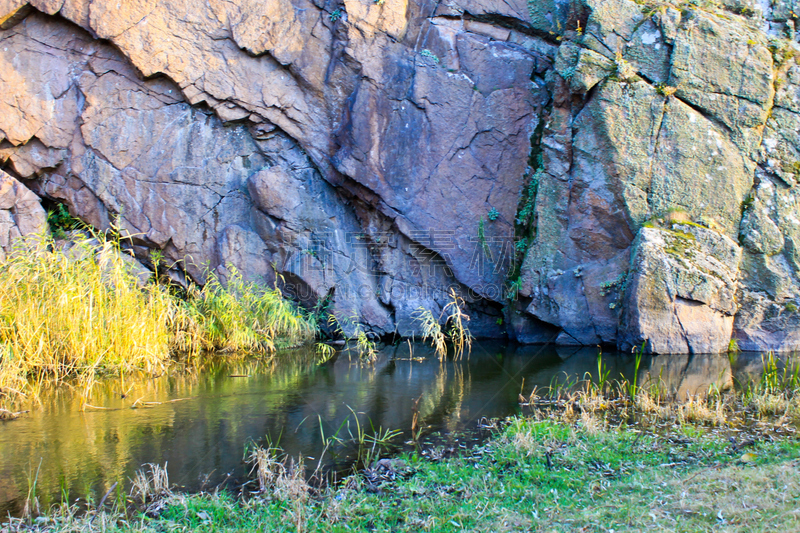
<box><xmin>0</xmin><ymin>234</ymin><xmax>178</xmax><ymax>407</ymax></box>
<box><xmin>677</xmin><ymin>394</ymin><xmax>728</xmax><ymax>426</ymax></box>
<box><xmin>0</xmin><ymin>232</ymin><xmax>316</xmax><ymax>408</ymax></box>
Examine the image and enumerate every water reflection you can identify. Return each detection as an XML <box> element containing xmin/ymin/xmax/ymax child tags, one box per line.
<box><xmin>0</xmin><ymin>344</ymin><xmax>782</xmax><ymax>517</ymax></box>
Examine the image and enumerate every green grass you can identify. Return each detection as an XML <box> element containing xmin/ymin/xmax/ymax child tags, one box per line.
<box><xmin>12</xmin><ymin>400</ymin><xmax>800</xmax><ymax>532</ymax></box>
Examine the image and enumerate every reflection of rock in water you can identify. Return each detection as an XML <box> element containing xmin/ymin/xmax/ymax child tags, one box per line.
<box><xmin>507</xmin><ymin>345</ymin><xmax>642</xmax><ymax>392</ymax></box>
<box><xmin>730</xmin><ymin>351</ymin><xmax>797</xmax><ymax>390</ymax></box>
<box><xmin>732</xmin><ymin>352</ymin><xmax>767</xmax><ymax>387</ymax></box>
<box><xmin>0</xmin><ymin>342</ymin><xmax>780</xmax><ymax>517</ymax></box>
<box><xmin>641</xmin><ymin>354</ymin><xmax>733</xmax><ymax>397</ymax></box>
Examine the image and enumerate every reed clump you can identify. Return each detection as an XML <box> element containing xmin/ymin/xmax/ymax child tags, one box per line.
<box><xmin>0</xmin><ymin>233</ymin><xmax>178</xmax><ymax>405</ymax></box>
<box><xmin>182</xmin><ymin>268</ymin><xmax>316</xmax><ymax>354</ymax></box>
<box><xmin>413</xmin><ymin>289</ymin><xmax>472</xmax><ymax>360</ymax></box>
<box><xmin>326</xmin><ymin>314</ymin><xmax>377</xmax><ymax>361</ymax></box>
<box><xmin>131</xmin><ymin>463</ymin><xmax>172</xmax><ymax>507</ymax></box>
<box><xmin>247</xmin><ymin>446</ymin><xmax>310</xmax><ymax>502</ymax></box>
<box><xmin>247</xmin><ymin>446</ymin><xmax>311</xmax><ymax>531</ymax></box>
<box><xmin>520</xmin><ymin>351</ymin><xmax>800</xmax><ymax>432</ymax></box>
<box><xmin>0</xmin><ymin>232</ymin><xmax>316</xmax><ymax>408</ymax></box>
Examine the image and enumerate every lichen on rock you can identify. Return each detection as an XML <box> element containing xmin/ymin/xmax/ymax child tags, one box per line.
<box><xmin>1</xmin><ymin>0</ymin><xmax>800</xmax><ymax>352</ymax></box>
<box><xmin>620</xmin><ymin>225</ymin><xmax>742</xmax><ymax>355</ymax></box>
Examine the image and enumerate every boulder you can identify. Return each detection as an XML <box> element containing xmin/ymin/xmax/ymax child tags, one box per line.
<box><xmin>620</xmin><ymin>225</ymin><xmax>742</xmax><ymax>354</ymax></box>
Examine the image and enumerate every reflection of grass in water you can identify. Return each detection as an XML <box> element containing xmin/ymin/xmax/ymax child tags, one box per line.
<box><xmin>1</xmin><ymin>347</ymin><xmax>329</xmax><ymax>514</ymax></box>
<box><xmin>412</xmin><ymin>360</ymin><xmax>468</xmax><ymax>439</ymax></box>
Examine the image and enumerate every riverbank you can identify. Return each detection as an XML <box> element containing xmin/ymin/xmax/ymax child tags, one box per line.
<box><xmin>139</xmin><ymin>423</ymin><xmax>800</xmax><ymax>532</ymax></box>
<box><xmin>5</xmin><ymin>378</ymin><xmax>799</xmax><ymax>533</ymax></box>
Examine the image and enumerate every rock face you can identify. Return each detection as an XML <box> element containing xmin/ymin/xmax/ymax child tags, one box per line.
<box><xmin>0</xmin><ymin>0</ymin><xmax>799</xmax><ymax>351</ymax></box>
<box><xmin>0</xmin><ymin>170</ymin><xmax>47</xmax><ymax>261</ymax></box>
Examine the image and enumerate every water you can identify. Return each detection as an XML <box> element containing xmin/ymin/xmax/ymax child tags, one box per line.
<box><xmin>0</xmin><ymin>342</ymin><xmax>764</xmax><ymax>517</ymax></box>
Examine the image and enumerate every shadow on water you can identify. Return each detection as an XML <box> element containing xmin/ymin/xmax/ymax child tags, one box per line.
<box><xmin>0</xmin><ymin>342</ymin><xmax>783</xmax><ymax>517</ymax></box>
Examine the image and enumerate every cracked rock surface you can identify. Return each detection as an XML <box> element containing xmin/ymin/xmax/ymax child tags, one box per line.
<box><xmin>1</xmin><ymin>0</ymin><xmax>800</xmax><ymax>351</ymax></box>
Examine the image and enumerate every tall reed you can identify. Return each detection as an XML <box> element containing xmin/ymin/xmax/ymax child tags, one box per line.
<box><xmin>413</xmin><ymin>289</ymin><xmax>472</xmax><ymax>360</ymax></box>
<box><xmin>443</xmin><ymin>289</ymin><xmax>472</xmax><ymax>359</ymax></box>
<box><xmin>182</xmin><ymin>268</ymin><xmax>316</xmax><ymax>354</ymax></box>
<box><xmin>0</xmin><ymin>233</ymin><xmax>177</xmax><ymax>400</ymax></box>
<box><xmin>412</xmin><ymin>307</ymin><xmax>447</xmax><ymax>359</ymax></box>
<box><xmin>0</xmin><ymin>232</ymin><xmax>316</xmax><ymax>407</ymax></box>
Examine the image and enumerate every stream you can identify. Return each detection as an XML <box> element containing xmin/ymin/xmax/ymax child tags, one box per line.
<box><xmin>0</xmin><ymin>342</ymin><xmax>770</xmax><ymax>518</ymax></box>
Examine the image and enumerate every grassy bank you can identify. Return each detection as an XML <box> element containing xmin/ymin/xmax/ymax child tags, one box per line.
<box><xmin>0</xmin><ymin>232</ymin><xmax>315</xmax><ymax>410</ymax></box>
<box><xmin>6</xmin><ymin>375</ymin><xmax>800</xmax><ymax>532</ymax></box>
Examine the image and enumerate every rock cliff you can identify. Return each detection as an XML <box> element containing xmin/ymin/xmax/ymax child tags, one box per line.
<box><xmin>1</xmin><ymin>0</ymin><xmax>799</xmax><ymax>352</ymax></box>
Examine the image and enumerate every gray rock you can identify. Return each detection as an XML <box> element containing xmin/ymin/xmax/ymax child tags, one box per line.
<box><xmin>0</xmin><ymin>170</ymin><xmax>47</xmax><ymax>261</ymax></box>
<box><xmin>620</xmin><ymin>225</ymin><xmax>742</xmax><ymax>354</ymax></box>
<box><xmin>1</xmin><ymin>0</ymin><xmax>800</xmax><ymax>350</ymax></box>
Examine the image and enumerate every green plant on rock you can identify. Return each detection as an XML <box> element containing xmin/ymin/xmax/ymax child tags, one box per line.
<box><xmin>769</xmin><ymin>38</ymin><xmax>800</xmax><ymax>67</ymax></box>
<box><xmin>507</xmin><ymin>126</ymin><xmax>545</xmax><ymax>300</ymax></box>
<box><xmin>420</xmin><ymin>49</ymin><xmax>439</xmax><ymax>63</ymax></box>
<box><xmin>329</xmin><ymin>8</ymin><xmax>341</xmax><ymax>22</ymax></box>
<box><xmin>613</xmin><ymin>49</ymin><xmax>636</xmax><ymax>81</ymax></box>
<box><xmin>46</xmin><ymin>204</ymin><xmax>84</xmax><ymax>239</ymax></box>
<box><xmin>655</xmin><ymin>82</ymin><xmax>677</xmax><ymax>96</ymax></box>
<box><xmin>516</xmin><ymin>168</ymin><xmax>541</xmax><ymax>227</ymax></box>
<box><xmin>727</xmin><ymin>338</ymin><xmax>740</xmax><ymax>355</ymax></box>
<box><xmin>741</xmin><ymin>192</ymin><xmax>756</xmax><ymax>214</ymax></box>
<box><xmin>600</xmin><ymin>273</ymin><xmax>626</xmax><ymax>296</ymax></box>
<box><xmin>487</xmin><ymin>207</ymin><xmax>500</xmax><ymax>221</ymax></box>
<box><xmin>506</xmin><ymin>278</ymin><xmax>522</xmax><ymax>301</ymax></box>
<box><xmin>477</xmin><ymin>217</ymin><xmax>491</xmax><ymax>258</ymax></box>
<box><xmin>791</xmin><ymin>161</ymin><xmax>800</xmax><ymax>179</ymax></box>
